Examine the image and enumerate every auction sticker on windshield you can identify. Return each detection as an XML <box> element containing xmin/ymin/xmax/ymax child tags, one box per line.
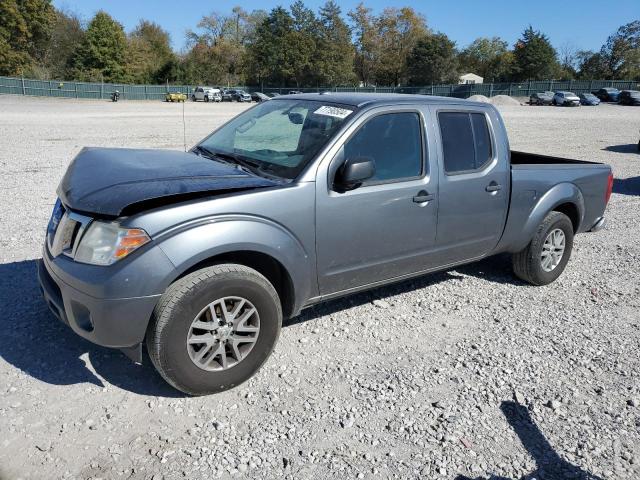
<box><xmin>314</xmin><ymin>106</ymin><xmax>353</xmax><ymax>119</ymax></box>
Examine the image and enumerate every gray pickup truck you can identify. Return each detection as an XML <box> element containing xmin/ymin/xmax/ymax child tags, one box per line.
<box><xmin>39</xmin><ymin>93</ymin><xmax>613</xmax><ymax>395</ymax></box>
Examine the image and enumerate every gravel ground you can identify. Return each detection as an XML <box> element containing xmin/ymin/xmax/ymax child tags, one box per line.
<box><xmin>0</xmin><ymin>95</ymin><xmax>639</xmax><ymax>480</ymax></box>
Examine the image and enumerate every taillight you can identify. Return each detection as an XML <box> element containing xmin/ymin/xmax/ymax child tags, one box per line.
<box><xmin>605</xmin><ymin>172</ymin><xmax>614</xmax><ymax>205</ymax></box>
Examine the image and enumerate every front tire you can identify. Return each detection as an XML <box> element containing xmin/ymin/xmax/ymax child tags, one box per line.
<box><xmin>512</xmin><ymin>211</ymin><xmax>574</xmax><ymax>286</ymax></box>
<box><xmin>147</xmin><ymin>264</ymin><xmax>282</xmax><ymax>396</ymax></box>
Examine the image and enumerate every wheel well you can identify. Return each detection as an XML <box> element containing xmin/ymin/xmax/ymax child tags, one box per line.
<box><xmin>177</xmin><ymin>251</ymin><xmax>296</xmax><ymax>319</ymax></box>
<box><xmin>553</xmin><ymin>202</ymin><xmax>580</xmax><ymax>232</ymax></box>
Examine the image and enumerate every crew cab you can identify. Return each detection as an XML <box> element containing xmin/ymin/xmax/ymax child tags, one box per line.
<box><xmin>39</xmin><ymin>93</ymin><xmax>613</xmax><ymax>395</ymax></box>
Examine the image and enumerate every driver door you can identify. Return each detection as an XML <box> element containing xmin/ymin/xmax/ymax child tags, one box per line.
<box><xmin>315</xmin><ymin>107</ymin><xmax>439</xmax><ymax>295</ymax></box>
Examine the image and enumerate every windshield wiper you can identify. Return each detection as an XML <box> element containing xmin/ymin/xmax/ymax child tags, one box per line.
<box><xmin>195</xmin><ymin>146</ymin><xmax>284</xmax><ymax>180</ymax></box>
<box><xmin>212</xmin><ymin>150</ymin><xmax>260</xmax><ymax>170</ymax></box>
<box><xmin>193</xmin><ymin>146</ymin><xmax>250</xmax><ymax>171</ymax></box>
<box><xmin>192</xmin><ymin>145</ymin><xmax>216</xmax><ymax>159</ymax></box>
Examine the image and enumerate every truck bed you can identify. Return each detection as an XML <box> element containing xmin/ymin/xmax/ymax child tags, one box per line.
<box><xmin>494</xmin><ymin>150</ymin><xmax>611</xmax><ymax>254</ymax></box>
<box><xmin>511</xmin><ymin>150</ymin><xmax>602</xmax><ymax>165</ymax></box>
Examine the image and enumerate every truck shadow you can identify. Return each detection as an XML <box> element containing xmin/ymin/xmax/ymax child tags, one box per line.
<box><xmin>1</xmin><ymin>255</ymin><xmax>518</xmax><ymax>396</ymax></box>
<box><xmin>0</xmin><ymin>260</ymin><xmax>184</xmax><ymax>397</ymax></box>
<box><xmin>602</xmin><ymin>143</ymin><xmax>638</xmax><ymax>154</ymax></box>
<box><xmin>613</xmin><ymin>176</ymin><xmax>640</xmax><ymax>196</ymax></box>
<box><xmin>454</xmin><ymin>401</ymin><xmax>603</xmax><ymax>480</ymax></box>
<box><xmin>288</xmin><ymin>254</ymin><xmax>521</xmax><ymax>327</ymax></box>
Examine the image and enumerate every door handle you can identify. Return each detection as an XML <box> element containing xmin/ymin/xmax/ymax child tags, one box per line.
<box><xmin>413</xmin><ymin>190</ymin><xmax>434</xmax><ymax>203</ymax></box>
<box><xmin>485</xmin><ymin>182</ymin><xmax>502</xmax><ymax>193</ymax></box>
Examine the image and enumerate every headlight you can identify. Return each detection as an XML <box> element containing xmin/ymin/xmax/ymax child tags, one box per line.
<box><xmin>75</xmin><ymin>221</ymin><xmax>150</xmax><ymax>266</ymax></box>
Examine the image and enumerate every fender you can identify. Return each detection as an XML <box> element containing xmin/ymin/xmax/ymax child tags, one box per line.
<box><xmin>507</xmin><ymin>182</ymin><xmax>584</xmax><ymax>253</ymax></box>
<box><xmin>155</xmin><ymin>215</ymin><xmax>313</xmax><ymax>314</ymax></box>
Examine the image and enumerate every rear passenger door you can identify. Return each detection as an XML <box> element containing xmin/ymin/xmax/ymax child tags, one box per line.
<box><xmin>430</xmin><ymin>107</ymin><xmax>509</xmax><ymax>264</ymax></box>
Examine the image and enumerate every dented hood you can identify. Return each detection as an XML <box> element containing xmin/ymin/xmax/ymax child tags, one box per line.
<box><xmin>57</xmin><ymin>147</ymin><xmax>278</xmax><ymax>216</ymax></box>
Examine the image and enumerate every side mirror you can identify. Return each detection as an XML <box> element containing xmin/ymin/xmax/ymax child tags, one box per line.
<box><xmin>337</xmin><ymin>156</ymin><xmax>375</xmax><ymax>190</ymax></box>
<box><xmin>288</xmin><ymin>112</ymin><xmax>304</xmax><ymax>125</ymax></box>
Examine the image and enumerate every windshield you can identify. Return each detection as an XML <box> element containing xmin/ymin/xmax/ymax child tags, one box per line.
<box><xmin>198</xmin><ymin>99</ymin><xmax>355</xmax><ymax>179</ymax></box>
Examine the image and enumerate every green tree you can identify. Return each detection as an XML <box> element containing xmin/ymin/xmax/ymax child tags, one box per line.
<box><xmin>0</xmin><ymin>0</ymin><xmax>56</xmax><ymax>76</ymax></box>
<box><xmin>69</xmin><ymin>11</ymin><xmax>127</xmax><ymax>82</ymax></box>
<box><xmin>576</xmin><ymin>50</ymin><xmax>607</xmax><ymax>79</ymax></box>
<box><xmin>513</xmin><ymin>26</ymin><xmax>559</xmax><ymax>80</ymax></box>
<box><xmin>38</xmin><ymin>9</ymin><xmax>84</xmax><ymax>80</ymax></box>
<box><xmin>126</xmin><ymin>20</ymin><xmax>174</xmax><ymax>83</ymax></box>
<box><xmin>349</xmin><ymin>3</ymin><xmax>380</xmax><ymax>86</ymax></box>
<box><xmin>407</xmin><ymin>32</ymin><xmax>458</xmax><ymax>85</ymax></box>
<box><xmin>316</xmin><ymin>1</ymin><xmax>355</xmax><ymax>86</ymax></box>
<box><xmin>246</xmin><ymin>7</ymin><xmax>297</xmax><ymax>86</ymax></box>
<box><xmin>600</xmin><ymin>20</ymin><xmax>640</xmax><ymax>79</ymax></box>
<box><xmin>374</xmin><ymin>7</ymin><xmax>429</xmax><ymax>86</ymax></box>
<box><xmin>185</xmin><ymin>7</ymin><xmax>265</xmax><ymax>86</ymax></box>
<box><xmin>459</xmin><ymin>37</ymin><xmax>514</xmax><ymax>82</ymax></box>
<box><xmin>289</xmin><ymin>0</ymin><xmax>319</xmax><ymax>86</ymax></box>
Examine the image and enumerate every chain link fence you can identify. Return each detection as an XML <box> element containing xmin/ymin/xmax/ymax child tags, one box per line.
<box><xmin>1</xmin><ymin>75</ymin><xmax>638</xmax><ymax>101</ymax></box>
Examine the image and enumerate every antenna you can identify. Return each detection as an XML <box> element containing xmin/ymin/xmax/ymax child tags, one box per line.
<box><xmin>182</xmin><ymin>99</ymin><xmax>187</xmax><ymax>152</ymax></box>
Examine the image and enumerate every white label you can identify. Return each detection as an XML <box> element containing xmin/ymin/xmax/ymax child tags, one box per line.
<box><xmin>314</xmin><ymin>105</ymin><xmax>353</xmax><ymax>119</ymax></box>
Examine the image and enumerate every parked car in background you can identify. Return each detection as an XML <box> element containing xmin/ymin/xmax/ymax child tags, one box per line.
<box><xmin>165</xmin><ymin>92</ymin><xmax>187</xmax><ymax>103</ymax></box>
<box><xmin>592</xmin><ymin>88</ymin><xmax>620</xmax><ymax>102</ymax></box>
<box><xmin>39</xmin><ymin>93</ymin><xmax>613</xmax><ymax>395</ymax></box>
<box><xmin>553</xmin><ymin>91</ymin><xmax>580</xmax><ymax>106</ymax></box>
<box><xmin>579</xmin><ymin>93</ymin><xmax>600</xmax><ymax>106</ymax></box>
<box><xmin>529</xmin><ymin>92</ymin><xmax>554</xmax><ymax>105</ymax></box>
<box><xmin>222</xmin><ymin>89</ymin><xmax>252</xmax><ymax>102</ymax></box>
<box><xmin>618</xmin><ymin>90</ymin><xmax>640</xmax><ymax>106</ymax></box>
<box><xmin>250</xmin><ymin>92</ymin><xmax>270</xmax><ymax>102</ymax></box>
<box><xmin>267</xmin><ymin>92</ymin><xmax>281</xmax><ymax>98</ymax></box>
<box><xmin>192</xmin><ymin>87</ymin><xmax>221</xmax><ymax>102</ymax></box>
<box><xmin>288</xmin><ymin>90</ymin><xmax>303</xmax><ymax>95</ymax></box>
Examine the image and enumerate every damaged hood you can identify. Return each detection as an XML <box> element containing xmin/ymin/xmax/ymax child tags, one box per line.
<box><xmin>57</xmin><ymin>147</ymin><xmax>279</xmax><ymax>216</ymax></box>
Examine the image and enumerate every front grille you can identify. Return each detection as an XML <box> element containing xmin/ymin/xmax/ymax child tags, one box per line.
<box><xmin>47</xmin><ymin>204</ymin><xmax>93</xmax><ymax>258</ymax></box>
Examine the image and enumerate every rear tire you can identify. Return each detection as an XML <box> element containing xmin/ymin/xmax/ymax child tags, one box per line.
<box><xmin>512</xmin><ymin>211</ymin><xmax>574</xmax><ymax>286</ymax></box>
<box><xmin>147</xmin><ymin>264</ymin><xmax>282</xmax><ymax>396</ymax></box>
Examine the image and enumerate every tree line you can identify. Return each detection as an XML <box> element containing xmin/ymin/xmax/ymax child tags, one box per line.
<box><xmin>1</xmin><ymin>0</ymin><xmax>638</xmax><ymax>87</ymax></box>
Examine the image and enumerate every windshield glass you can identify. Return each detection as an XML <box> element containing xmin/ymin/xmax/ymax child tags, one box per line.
<box><xmin>198</xmin><ymin>99</ymin><xmax>354</xmax><ymax>179</ymax></box>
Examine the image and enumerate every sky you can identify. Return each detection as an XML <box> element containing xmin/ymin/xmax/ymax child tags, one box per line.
<box><xmin>53</xmin><ymin>0</ymin><xmax>635</xmax><ymax>53</ymax></box>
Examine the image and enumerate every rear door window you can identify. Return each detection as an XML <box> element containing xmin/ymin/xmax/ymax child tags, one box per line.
<box><xmin>438</xmin><ymin>111</ymin><xmax>493</xmax><ymax>174</ymax></box>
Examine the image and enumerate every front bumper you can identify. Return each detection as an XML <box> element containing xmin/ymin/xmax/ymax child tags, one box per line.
<box><xmin>38</xmin><ymin>249</ymin><xmax>167</xmax><ymax>349</ymax></box>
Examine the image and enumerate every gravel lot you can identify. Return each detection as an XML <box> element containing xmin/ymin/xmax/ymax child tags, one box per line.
<box><xmin>0</xmin><ymin>95</ymin><xmax>639</xmax><ymax>480</ymax></box>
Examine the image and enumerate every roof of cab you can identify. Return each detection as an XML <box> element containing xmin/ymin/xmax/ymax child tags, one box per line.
<box><xmin>272</xmin><ymin>92</ymin><xmax>491</xmax><ymax>109</ymax></box>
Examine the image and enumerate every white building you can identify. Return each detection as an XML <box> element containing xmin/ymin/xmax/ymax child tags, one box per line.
<box><xmin>459</xmin><ymin>73</ymin><xmax>484</xmax><ymax>85</ymax></box>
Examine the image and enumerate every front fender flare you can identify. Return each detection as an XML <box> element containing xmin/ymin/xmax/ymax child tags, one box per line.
<box><xmin>155</xmin><ymin>215</ymin><xmax>313</xmax><ymax>314</ymax></box>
